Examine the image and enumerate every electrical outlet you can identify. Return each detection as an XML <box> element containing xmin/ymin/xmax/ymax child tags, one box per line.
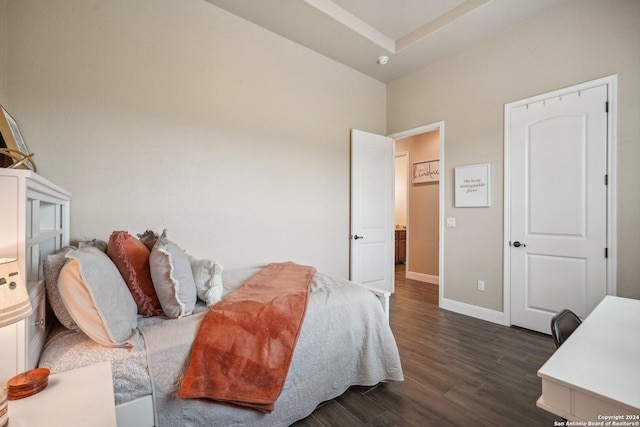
<box><xmin>477</xmin><ymin>280</ymin><xmax>485</xmax><ymax>292</ymax></box>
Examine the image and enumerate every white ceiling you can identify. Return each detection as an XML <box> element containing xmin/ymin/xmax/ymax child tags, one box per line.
<box><xmin>204</xmin><ymin>0</ymin><xmax>569</xmax><ymax>83</ymax></box>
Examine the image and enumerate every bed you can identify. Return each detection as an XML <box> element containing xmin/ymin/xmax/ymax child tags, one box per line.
<box><xmin>38</xmin><ymin>262</ymin><xmax>404</xmax><ymax>427</ymax></box>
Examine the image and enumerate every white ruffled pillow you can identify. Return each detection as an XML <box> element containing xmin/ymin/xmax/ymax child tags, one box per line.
<box><xmin>185</xmin><ymin>253</ymin><xmax>224</xmax><ymax>307</ymax></box>
<box><xmin>149</xmin><ymin>232</ymin><xmax>197</xmax><ymax>318</ymax></box>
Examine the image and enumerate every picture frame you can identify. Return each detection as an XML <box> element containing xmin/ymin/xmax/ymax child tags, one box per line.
<box><xmin>0</xmin><ymin>104</ymin><xmax>35</xmax><ymax>171</ymax></box>
<box><xmin>455</xmin><ymin>163</ymin><xmax>491</xmax><ymax>207</ymax></box>
<box><xmin>412</xmin><ymin>159</ymin><xmax>439</xmax><ymax>183</ymax></box>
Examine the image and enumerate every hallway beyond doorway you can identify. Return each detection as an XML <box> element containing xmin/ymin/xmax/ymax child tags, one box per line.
<box><xmin>395</xmin><ymin>263</ymin><xmax>438</xmax><ymax>305</ymax></box>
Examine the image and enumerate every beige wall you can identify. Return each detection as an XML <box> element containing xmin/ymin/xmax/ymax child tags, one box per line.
<box><xmin>394</xmin><ymin>155</ymin><xmax>407</xmax><ymax>227</ymax></box>
<box><xmin>395</xmin><ymin>131</ymin><xmax>439</xmax><ymax>277</ymax></box>
<box><xmin>388</xmin><ymin>0</ymin><xmax>640</xmax><ymax>311</ymax></box>
<box><xmin>0</xmin><ymin>0</ymin><xmax>7</xmax><ymax>102</ymax></box>
<box><xmin>6</xmin><ymin>0</ymin><xmax>386</xmax><ymax>278</ymax></box>
<box><xmin>5</xmin><ymin>0</ymin><xmax>638</xmax><ymax>317</ymax></box>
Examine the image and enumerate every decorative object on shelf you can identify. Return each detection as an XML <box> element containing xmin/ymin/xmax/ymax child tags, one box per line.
<box><xmin>412</xmin><ymin>159</ymin><xmax>439</xmax><ymax>183</ymax></box>
<box><xmin>0</xmin><ymin>258</ymin><xmax>34</xmax><ymax>427</ymax></box>
<box><xmin>0</xmin><ymin>148</ymin><xmax>37</xmax><ymax>172</ymax></box>
<box><xmin>455</xmin><ymin>163</ymin><xmax>491</xmax><ymax>207</ymax></box>
<box><xmin>0</xmin><ymin>104</ymin><xmax>36</xmax><ymax>172</ymax></box>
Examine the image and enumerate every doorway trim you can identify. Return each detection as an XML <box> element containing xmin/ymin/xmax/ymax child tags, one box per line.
<box><xmin>503</xmin><ymin>75</ymin><xmax>618</xmax><ymax>326</ymax></box>
<box><xmin>389</xmin><ymin>121</ymin><xmax>445</xmax><ymax>306</ymax></box>
<box><xmin>394</xmin><ymin>151</ymin><xmax>410</xmax><ymax>274</ymax></box>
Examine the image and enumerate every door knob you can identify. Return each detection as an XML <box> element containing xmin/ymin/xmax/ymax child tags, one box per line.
<box><xmin>513</xmin><ymin>241</ymin><xmax>526</xmax><ymax>248</ymax></box>
<box><xmin>353</xmin><ymin>235</ymin><xmax>364</xmax><ymax>240</ymax></box>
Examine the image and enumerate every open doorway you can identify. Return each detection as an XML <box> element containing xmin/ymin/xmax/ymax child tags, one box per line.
<box><xmin>391</xmin><ymin>122</ymin><xmax>443</xmax><ymax>299</ymax></box>
<box><xmin>394</xmin><ymin>152</ymin><xmax>408</xmax><ymax>264</ymax></box>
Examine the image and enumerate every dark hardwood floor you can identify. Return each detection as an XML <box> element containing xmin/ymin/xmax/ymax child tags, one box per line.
<box><xmin>293</xmin><ymin>265</ymin><xmax>562</xmax><ymax>426</ymax></box>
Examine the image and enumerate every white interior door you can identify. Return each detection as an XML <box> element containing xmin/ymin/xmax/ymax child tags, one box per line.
<box><xmin>350</xmin><ymin>129</ymin><xmax>394</xmax><ymax>293</ymax></box>
<box><xmin>509</xmin><ymin>85</ymin><xmax>608</xmax><ymax>334</ymax></box>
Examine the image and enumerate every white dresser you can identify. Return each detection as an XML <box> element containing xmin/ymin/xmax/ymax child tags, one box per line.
<box><xmin>0</xmin><ymin>169</ymin><xmax>71</xmax><ymax>385</ymax></box>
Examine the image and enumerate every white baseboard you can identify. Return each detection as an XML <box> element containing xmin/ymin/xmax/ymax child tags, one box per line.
<box><xmin>406</xmin><ymin>271</ymin><xmax>439</xmax><ymax>285</ymax></box>
<box><xmin>440</xmin><ymin>297</ymin><xmax>509</xmax><ymax>326</ymax></box>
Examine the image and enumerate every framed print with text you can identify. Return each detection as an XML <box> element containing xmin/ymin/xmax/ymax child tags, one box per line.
<box><xmin>455</xmin><ymin>163</ymin><xmax>490</xmax><ymax>207</ymax></box>
<box><xmin>412</xmin><ymin>159</ymin><xmax>439</xmax><ymax>183</ymax></box>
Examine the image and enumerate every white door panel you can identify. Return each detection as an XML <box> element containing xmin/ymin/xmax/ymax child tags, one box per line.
<box><xmin>528</xmin><ymin>115</ymin><xmax>586</xmax><ymax>236</ymax></box>
<box><xmin>350</xmin><ymin>129</ymin><xmax>394</xmax><ymax>293</ymax></box>
<box><xmin>510</xmin><ymin>85</ymin><xmax>608</xmax><ymax>333</ymax></box>
<box><xmin>527</xmin><ymin>254</ymin><xmax>587</xmax><ymax>314</ymax></box>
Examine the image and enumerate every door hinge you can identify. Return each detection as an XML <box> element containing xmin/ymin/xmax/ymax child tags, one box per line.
<box><xmin>605</xmin><ymin>174</ymin><xmax>608</xmax><ymax>185</ymax></box>
<box><xmin>605</xmin><ymin>101</ymin><xmax>609</xmax><ymax>113</ymax></box>
<box><xmin>605</xmin><ymin>248</ymin><xmax>608</xmax><ymax>258</ymax></box>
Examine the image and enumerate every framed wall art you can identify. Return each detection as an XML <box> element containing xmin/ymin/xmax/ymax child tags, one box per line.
<box><xmin>412</xmin><ymin>159</ymin><xmax>439</xmax><ymax>183</ymax></box>
<box><xmin>455</xmin><ymin>163</ymin><xmax>491</xmax><ymax>207</ymax></box>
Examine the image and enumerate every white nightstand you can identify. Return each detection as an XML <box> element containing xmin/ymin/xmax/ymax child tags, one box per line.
<box><xmin>8</xmin><ymin>362</ymin><xmax>117</xmax><ymax>427</ymax></box>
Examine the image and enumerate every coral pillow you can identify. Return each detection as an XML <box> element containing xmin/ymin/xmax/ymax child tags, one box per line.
<box><xmin>107</xmin><ymin>231</ymin><xmax>163</xmax><ymax>316</ymax></box>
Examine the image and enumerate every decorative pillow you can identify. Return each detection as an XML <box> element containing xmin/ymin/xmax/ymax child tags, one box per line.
<box><xmin>107</xmin><ymin>231</ymin><xmax>163</xmax><ymax>317</ymax></box>
<box><xmin>78</xmin><ymin>238</ymin><xmax>108</xmax><ymax>253</ymax></box>
<box><xmin>137</xmin><ymin>230</ymin><xmax>159</xmax><ymax>252</ymax></box>
<box><xmin>185</xmin><ymin>253</ymin><xmax>224</xmax><ymax>307</ymax></box>
<box><xmin>43</xmin><ymin>246</ymin><xmax>79</xmax><ymax>330</ymax></box>
<box><xmin>149</xmin><ymin>232</ymin><xmax>197</xmax><ymax>318</ymax></box>
<box><xmin>58</xmin><ymin>246</ymin><xmax>139</xmax><ymax>347</ymax></box>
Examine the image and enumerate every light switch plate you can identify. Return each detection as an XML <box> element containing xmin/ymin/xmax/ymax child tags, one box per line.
<box><xmin>446</xmin><ymin>217</ymin><xmax>456</xmax><ymax>227</ymax></box>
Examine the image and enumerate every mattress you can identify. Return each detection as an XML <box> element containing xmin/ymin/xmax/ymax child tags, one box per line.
<box><xmin>38</xmin><ymin>268</ymin><xmax>269</xmax><ymax>404</ymax></box>
<box><xmin>39</xmin><ymin>321</ymin><xmax>152</xmax><ymax>405</ymax></box>
<box><xmin>39</xmin><ymin>267</ymin><xmax>403</xmax><ymax>426</ymax></box>
<box><xmin>40</xmin><ymin>300</ymin><xmax>215</xmax><ymax>406</ymax></box>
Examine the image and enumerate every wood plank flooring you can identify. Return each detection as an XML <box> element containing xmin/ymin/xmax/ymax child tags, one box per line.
<box><xmin>293</xmin><ymin>265</ymin><xmax>562</xmax><ymax>426</ymax></box>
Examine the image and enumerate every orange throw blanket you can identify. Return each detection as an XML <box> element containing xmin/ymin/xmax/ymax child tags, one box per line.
<box><xmin>179</xmin><ymin>262</ymin><xmax>316</xmax><ymax>413</ymax></box>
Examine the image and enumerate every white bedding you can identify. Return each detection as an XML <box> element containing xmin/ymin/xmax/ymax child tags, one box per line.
<box><xmin>39</xmin><ymin>321</ymin><xmax>152</xmax><ymax>405</ymax></box>
<box><xmin>39</xmin><ymin>268</ymin><xmax>403</xmax><ymax>426</ymax></box>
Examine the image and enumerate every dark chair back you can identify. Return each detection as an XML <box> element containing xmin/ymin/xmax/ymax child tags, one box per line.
<box><xmin>550</xmin><ymin>309</ymin><xmax>582</xmax><ymax>348</ymax></box>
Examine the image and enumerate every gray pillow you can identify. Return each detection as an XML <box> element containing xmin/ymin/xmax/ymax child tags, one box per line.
<box><xmin>137</xmin><ymin>230</ymin><xmax>159</xmax><ymax>252</ymax></box>
<box><xmin>58</xmin><ymin>246</ymin><xmax>139</xmax><ymax>347</ymax></box>
<box><xmin>149</xmin><ymin>233</ymin><xmax>197</xmax><ymax>318</ymax></box>
<box><xmin>43</xmin><ymin>246</ymin><xmax>79</xmax><ymax>330</ymax></box>
<box><xmin>78</xmin><ymin>238</ymin><xmax>108</xmax><ymax>253</ymax></box>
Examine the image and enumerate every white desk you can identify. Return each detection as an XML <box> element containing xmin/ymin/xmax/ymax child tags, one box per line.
<box><xmin>8</xmin><ymin>361</ymin><xmax>117</xmax><ymax>427</ymax></box>
<box><xmin>537</xmin><ymin>296</ymin><xmax>640</xmax><ymax>421</ymax></box>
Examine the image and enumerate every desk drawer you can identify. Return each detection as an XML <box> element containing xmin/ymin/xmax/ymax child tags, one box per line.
<box><xmin>574</xmin><ymin>390</ymin><xmax>638</xmax><ymax>421</ymax></box>
<box><xmin>541</xmin><ymin>379</ymin><xmax>571</xmax><ymax>414</ymax></box>
<box><xmin>541</xmin><ymin>378</ymin><xmax>639</xmax><ymax>421</ymax></box>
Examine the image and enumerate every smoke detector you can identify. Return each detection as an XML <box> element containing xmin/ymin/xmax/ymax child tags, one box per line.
<box><xmin>377</xmin><ymin>56</ymin><xmax>389</xmax><ymax>65</ymax></box>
